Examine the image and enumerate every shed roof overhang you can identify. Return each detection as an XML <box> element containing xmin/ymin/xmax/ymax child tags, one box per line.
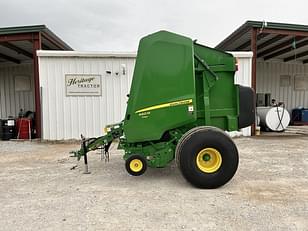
<box><xmin>0</xmin><ymin>25</ymin><xmax>73</xmax><ymax>64</ymax></box>
<box><xmin>0</xmin><ymin>25</ymin><xmax>73</xmax><ymax>139</ymax></box>
<box><xmin>216</xmin><ymin>21</ymin><xmax>308</xmax><ymax>64</ymax></box>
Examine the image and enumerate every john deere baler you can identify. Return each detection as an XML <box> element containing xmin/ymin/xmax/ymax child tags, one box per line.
<box><xmin>72</xmin><ymin>30</ymin><xmax>255</xmax><ymax>189</ymax></box>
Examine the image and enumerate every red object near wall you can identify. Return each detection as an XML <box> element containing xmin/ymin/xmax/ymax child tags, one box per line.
<box><xmin>16</xmin><ymin>118</ymin><xmax>32</xmax><ymax>139</ymax></box>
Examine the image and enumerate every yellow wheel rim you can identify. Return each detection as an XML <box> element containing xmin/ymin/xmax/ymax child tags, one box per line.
<box><xmin>129</xmin><ymin>159</ymin><xmax>143</xmax><ymax>172</ymax></box>
<box><xmin>196</xmin><ymin>148</ymin><xmax>222</xmax><ymax>173</ymax></box>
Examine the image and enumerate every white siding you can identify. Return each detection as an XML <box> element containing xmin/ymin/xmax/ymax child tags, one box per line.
<box><xmin>257</xmin><ymin>61</ymin><xmax>308</xmax><ymax>111</ymax></box>
<box><xmin>229</xmin><ymin>52</ymin><xmax>253</xmax><ymax>136</ymax></box>
<box><xmin>38</xmin><ymin>53</ymin><xmax>135</xmax><ymax>140</ymax></box>
<box><xmin>0</xmin><ymin>63</ymin><xmax>34</xmax><ymax>118</ymax></box>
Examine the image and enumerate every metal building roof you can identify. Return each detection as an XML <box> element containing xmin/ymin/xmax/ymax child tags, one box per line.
<box><xmin>216</xmin><ymin>21</ymin><xmax>308</xmax><ymax>64</ymax></box>
<box><xmin>0</xmin><ymin>25</ymin><xmax>72</xmax><ymax>64</ymax></box>
<box><xmin>37</xmin><ymin>50</ymin><xmax>137</xmax><ymax>58</ymax></box>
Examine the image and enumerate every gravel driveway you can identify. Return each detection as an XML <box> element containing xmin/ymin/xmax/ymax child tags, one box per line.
<box><xmin>0</xmin><ymin>135</ymin><xmax>307</xmax><ymax>230</ymax></box>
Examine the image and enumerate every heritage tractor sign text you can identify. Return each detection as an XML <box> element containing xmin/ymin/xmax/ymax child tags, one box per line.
<box><xmin>65</xmin><ymin>74</ymin><xmax>102</xmax><ymax>96</ymax></box>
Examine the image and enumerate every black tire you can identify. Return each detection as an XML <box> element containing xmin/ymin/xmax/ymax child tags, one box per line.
<box><xmin>125</xmin><ymin>154</ymin><xmax>147</xmax><ymax>176</ymax></box>
<box><xmin>176</xmin><ymin>126</ymin><xmax>239</xmax><ymax>189</ymax></box>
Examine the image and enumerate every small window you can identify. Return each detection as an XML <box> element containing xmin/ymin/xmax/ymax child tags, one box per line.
<box><xmin>15</xmin><ymin>75</ymin><xmax>31</xmax><ymax>91</ymax></box>
<box><xmin>294</xmin><ymin>74</ymin><xmax>308</xmax><ymax>91</ymax></box>
<box><xmin>280</xmin><ymin>75</ymin><xmax>290</xmax><ymax>87</ymax></box>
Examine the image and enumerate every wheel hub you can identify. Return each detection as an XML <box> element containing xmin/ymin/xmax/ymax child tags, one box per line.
<box><xmin>196</xmin><ymin>148</ymin><xmax>222</xmax><ymax>173</ymax></box>
<box><xmin>129</xmin><ymin>159</ymin><xmax>143</xmax><ymax>172</ymax></box>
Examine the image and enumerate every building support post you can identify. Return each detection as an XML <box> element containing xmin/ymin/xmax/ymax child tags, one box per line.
<box><xmin>251</xmin><ymin>28</ymin><xmax>257</xmax><ymax>136</ymax></box>
<box><xmin>32</xmin><ymin>33</ymin><xmax>42</xmax><ymax>138</ymax></box>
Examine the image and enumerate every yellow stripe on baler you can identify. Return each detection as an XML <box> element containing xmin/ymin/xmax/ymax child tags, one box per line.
<box><xmin>135</xmin><ymin>99</ymin><xmax>192</xmax><ymax>113</ymax></box>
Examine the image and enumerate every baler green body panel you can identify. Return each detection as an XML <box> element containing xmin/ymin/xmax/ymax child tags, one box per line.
<box><xmin>124</xmin><ymin>31</ymin><xmax>239</xmax><ymax>143</ymax></box>
<box><xmin>124</xmin><ymin>31</ymin><xmax>197</xmax><ymax>142</ymax></box>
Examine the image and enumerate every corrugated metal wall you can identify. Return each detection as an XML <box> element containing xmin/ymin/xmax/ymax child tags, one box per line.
<box><xmin>38</xmin><ymin>54</ymin><xmax>135</xmax><ymax>140</ymax></box>
<box><xmin>257</xmin><ymin>61</ymin><xmax>308</xmax><ymax>110</ymax></box>
<box><xmin>0</xmin><ymin>63</ymin><xmax>34</xmax><ymax>118</ymax></box>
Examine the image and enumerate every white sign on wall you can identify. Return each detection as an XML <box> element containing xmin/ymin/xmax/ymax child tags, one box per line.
<box><xmin>65</xmin><ymin>74</ymin><xmax>102</xmax><ymax>96</ymax></box>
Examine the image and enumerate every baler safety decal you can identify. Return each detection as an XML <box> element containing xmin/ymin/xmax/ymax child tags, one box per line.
<box><xmin>135</xmin><ymin>99</ymin><xmax>193</xmax><ymax>113</ymax></box>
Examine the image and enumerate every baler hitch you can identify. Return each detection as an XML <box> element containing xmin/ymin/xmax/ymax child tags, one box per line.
<box><xmin>70</xmin><ymin>123</ymin><xmax>123</xmax><ymax>173</ymax></box>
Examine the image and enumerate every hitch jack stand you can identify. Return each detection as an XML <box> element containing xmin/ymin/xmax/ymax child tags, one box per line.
<box><xmin>83</xmin><ymin>152</ymin><xmax>91</xmax><ymax>174</ymax></box>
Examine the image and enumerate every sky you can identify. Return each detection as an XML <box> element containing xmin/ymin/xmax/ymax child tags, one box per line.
<box><xmin>1</xmin><ymin>0</ymin><xmax>308</xmax><ymax>52</ymax></box>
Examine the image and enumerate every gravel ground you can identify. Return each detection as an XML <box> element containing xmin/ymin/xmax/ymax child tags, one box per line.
<box><xmin>0</xmin><ymin>135</ymin><xmax>307</xmax><ymax>231</ymax></box>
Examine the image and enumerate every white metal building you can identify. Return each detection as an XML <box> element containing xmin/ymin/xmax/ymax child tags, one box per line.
<box><xmin>37</xmin><ymin>51</ymin><xmax>253</xmax><ymax>140</ymax></box>
<box><xmin>38</xmin><ymin>51</ymin><xmax>136</xmax><ymax>140</ymax></box>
